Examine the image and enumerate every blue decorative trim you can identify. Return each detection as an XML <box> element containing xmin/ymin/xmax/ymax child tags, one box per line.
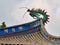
<box><xmin>0</xmin><ymin>20</ymin><xmax>40</xmax><ymax>35</ymax></box>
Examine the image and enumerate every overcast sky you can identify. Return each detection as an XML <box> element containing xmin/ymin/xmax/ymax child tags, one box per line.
<box><xmin>0</xmin><ymin>0</ymin><xmax>60</xmax><ymax>36</ymax></box>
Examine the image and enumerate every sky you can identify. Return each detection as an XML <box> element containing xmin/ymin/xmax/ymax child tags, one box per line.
<box><xmin>0</xmin><ymin>0</ymin><xmax>60</xmax><ymax>36</ymax></box>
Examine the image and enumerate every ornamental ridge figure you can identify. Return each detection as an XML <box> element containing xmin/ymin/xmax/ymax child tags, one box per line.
<box><xmin>27</xmin><ymin>8</ymin><xmax>50</xmax><ymax>24</ymax></box>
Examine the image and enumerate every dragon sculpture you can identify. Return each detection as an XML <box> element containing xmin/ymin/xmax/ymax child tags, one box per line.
<box><xmin>27</xmin><ymin>8</ymin><xmax>50</xmax><ymax>25</ymax></box>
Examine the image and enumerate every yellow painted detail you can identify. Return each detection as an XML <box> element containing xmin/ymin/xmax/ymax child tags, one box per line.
<box><xmin>4</xmin><ymin>29</ymin><xmax>8</xmax><ymax>33</ymax></box>
<box><xmin>12</xmin><ymin>28</ymin><xmax>15</xmax><ymax>32</ymax></box>
<box><xmin>19</xmin><ymin>27</ymin><xmax>23</xmax><ymax>30</ymax></box>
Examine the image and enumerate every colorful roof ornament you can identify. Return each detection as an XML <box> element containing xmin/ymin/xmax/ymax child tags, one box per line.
<box><xmin>27</xmin><ymin>8</ymin><xmax>50</xmax><ymax>25</ymax></box>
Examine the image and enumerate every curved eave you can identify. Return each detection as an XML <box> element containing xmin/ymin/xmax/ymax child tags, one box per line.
<box><xmin>40</xmin><ymin>19</ymin><xmax>60</xmax><ymax>43</ymax></box>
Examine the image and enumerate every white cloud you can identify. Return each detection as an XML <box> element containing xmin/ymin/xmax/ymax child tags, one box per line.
<box><xmin>56</xmin><ymin>7</ymin><xmax>60</xmax><ymax>20</ymax></box>
<box><xmin>45</xmin><ymin>0</ymin><xmax>60</xmax><ymax>36</ymax></box>
<box><xmin>0</xmin><ymin>0</ymin><xmax>23</xmax><ymax>26</ymax></box>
